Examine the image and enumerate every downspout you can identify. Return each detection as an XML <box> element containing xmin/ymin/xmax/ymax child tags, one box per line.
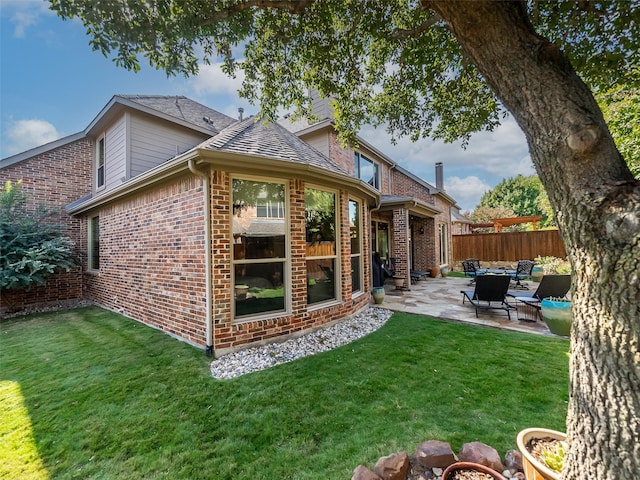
<box><xmin>188</xmin><ymin>159</ymin><xmax>214</xmax><ymax>356</ymax></box>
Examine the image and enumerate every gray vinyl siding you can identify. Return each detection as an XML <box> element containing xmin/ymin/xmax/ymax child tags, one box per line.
<box><xmin>104</xmin><ymin>116</ymin><xmax>127</xmax><ymax>191</ymax></box>
<box><xmin>301</xmin><ymin>131</ymin><xmax>329</xmax><ymax>157</ymax></box>
<box><xmin>310</xmin><ymin>94</ymin><xmax>334</xmax><ymax>121</ymax></box>
<box><xmin>129</xmin><ymin>114</ymin><xmax>208</xmax><ymax>178</ymax></box>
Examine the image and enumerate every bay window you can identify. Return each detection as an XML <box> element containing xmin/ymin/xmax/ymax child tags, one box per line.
<box><xmin>305</xmin><ymin>187</ymin><xmax>338</xmax><ymax>305</ymax></box>
<box><xmin>232</xmin><ymin>178</ymin><xmax>287</xmax><ymax>318</ymax></box>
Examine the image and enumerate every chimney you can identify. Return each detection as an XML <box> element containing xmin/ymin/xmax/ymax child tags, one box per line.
<box><xmin>435</xmin><ymin>162</ymin><xmax>444</xmax><ymax>191</ymax></box>
<box><xmin>238</xmin><ymin>108</ymin><xmax>244</xmax><ymax>121</ymax></box>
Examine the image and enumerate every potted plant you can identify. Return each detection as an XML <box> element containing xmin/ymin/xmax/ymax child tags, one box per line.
<box><xmin>442</xmin><ymin>461</ymin><xmax>507</xmax><ymax>480</ymax></box>
<box><xmin>517</xmin><ymin>428</ymin><xmax>567</xmax><ymax>480</ymax></box>
<box><xmin>234</xmin><ymin>284</ymin><xmax>250</xmax><ymax>299</ymax></box>
<box><xmin>540</xmin><ymin>297</ymin><xmax>572</xmax><ymax>336</ymax></box>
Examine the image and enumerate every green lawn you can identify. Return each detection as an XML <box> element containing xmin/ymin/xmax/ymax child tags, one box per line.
<box><xmin>1</xmin><ymin>307</ymin><xmax>569</xmax><ymax>480</ymax></box>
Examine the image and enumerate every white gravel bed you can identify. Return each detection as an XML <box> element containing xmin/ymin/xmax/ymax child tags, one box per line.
<box><xmin>210</xmin><ymin>306</ymin><xmax>393</xmax><ymax>379</ymax></box>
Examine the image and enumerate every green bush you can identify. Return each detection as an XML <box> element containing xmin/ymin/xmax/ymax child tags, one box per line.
<box><xmin>0</xmin><ymin>180</ymin><xmax>77</xmax><ymax>291</ymax></box>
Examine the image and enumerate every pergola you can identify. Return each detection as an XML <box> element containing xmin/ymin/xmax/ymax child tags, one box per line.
<box><xmin>470</xmin><ymin>215</ymin><xmax>542</xmax><ymax>232</ymax></box>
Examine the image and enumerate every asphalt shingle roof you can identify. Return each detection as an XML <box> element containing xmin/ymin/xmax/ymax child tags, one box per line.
<box><xmin>118</xmin><ymin>95</ymin><xmax>236</xmax><ymax>133</ymax></box>
<box><xmin>201</xmin><ymin>118</ymin><xmax>350</xmax><ymax>175</ymax></box>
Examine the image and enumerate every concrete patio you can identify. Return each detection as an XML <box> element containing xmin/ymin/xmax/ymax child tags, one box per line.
<box><xmin>374</xmin><ymin>275</ymin><xmax>561</xmax><ymax>337</ymax></box>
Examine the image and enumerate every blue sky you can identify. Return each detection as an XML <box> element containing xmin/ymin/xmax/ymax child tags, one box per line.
<box><xmin>0</xmin><ymin>0</ymin><xmax>536</xmax><ymax>211</ymax></box>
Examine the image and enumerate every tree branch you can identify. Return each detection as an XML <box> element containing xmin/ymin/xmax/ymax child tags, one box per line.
<box><xmin>200</xmin><ymin>0</ymin><xmax>316</xmax><ymax>24</ymax></box>
<box><xmin>391</xmin><ymin>13</ymin><xmax>442</xmax><ymax>40</ymax></box>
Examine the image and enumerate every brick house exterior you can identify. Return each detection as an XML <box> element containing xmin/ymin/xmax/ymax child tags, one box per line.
<box><xmin>1</xmin><ymin>94</ymin><xmax>458</xmax><ymax>355</ymax></box>
<box><xmin>282</xmin><ymin>94</ymin><xmax>458</xmax><ymax>288</ymax></box>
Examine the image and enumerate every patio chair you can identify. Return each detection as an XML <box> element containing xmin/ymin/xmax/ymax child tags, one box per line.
<box><xmin>461</xmin><ymin>258</ymin><xmax>485</xmax><ymax>283</ymax></box>
<box><xmin>507</xmin><ymin>274</ymin><xmax>571</xmax><ymax>320</ymax></box>
<box><xmin>507</xmin><ymin>274</ymin><xmax>571</xmax><ymax>302</ymax></box>
<box><xmin>410</xmin><ymin>269</ymin><xmax>429</xmax><ymax>282</ymax></box>
<box><xmin>461</xmin><ymin>274</ymin><xmax>515</xmax><ymax>320</ymax></box>
<box><xmin>510</xmin><ymin>260</ymin><xmax>535</xmax><ymax>289</ymax></box>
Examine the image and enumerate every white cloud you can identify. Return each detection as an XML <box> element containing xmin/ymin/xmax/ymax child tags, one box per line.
<box><xmin>358</xmin><ymin>115</ymin><xmax>536</xmax><ymax>210</ymax></box>
<box><xmin>3</xmin><ymin>119</ymin><xmax>60</xmax><ymax>156</ymax></box>
<box><xmin>188</xmin><ymin>62</ymin><xmax>246</xmax><ymax>97</ymax></box>
<box><xmin>445</xmin><ymin>176</ymin><xmax>492</xmax><ymax>212</ymax></box>
<box><xmin>1</xmin><ymin>0</ymin><xmax>51</xmax><ymax>38</ymax></box>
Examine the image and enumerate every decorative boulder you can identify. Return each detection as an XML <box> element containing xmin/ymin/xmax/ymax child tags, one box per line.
<box><xmin>411</xmin><ymin>440</ymin><xmax>457</xmax><ymax>471</ymax></box>
<box><xmin>352</xmin><ymin>465</ymin><xmax>382</xmax><ymax>480</ymax></box>
<box><xmin>458</xmin><ymin>441</ymin><xmax>505</xmax><ymax>472</ymax></box>
<box><xmin>374</xmin><ymin>451</ymin><xmax>410</xmax><ymax>480</ymax></box>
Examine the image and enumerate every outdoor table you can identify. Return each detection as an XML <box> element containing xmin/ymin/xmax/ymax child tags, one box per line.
<box><xmin>514</xmin><ymin>297</ymin><xmax>542</xmax><ymax>322</ymax></box>
<box><xmin>479</xmin><ymin>268</ymin><xmax>516</xmax><ymax>276</ymax></box>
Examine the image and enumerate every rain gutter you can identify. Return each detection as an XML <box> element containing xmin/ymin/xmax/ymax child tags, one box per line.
<box><xmin>188</xmin><ymin>159</ymin><xmax>214</xmax><ymax>356</ymax></box>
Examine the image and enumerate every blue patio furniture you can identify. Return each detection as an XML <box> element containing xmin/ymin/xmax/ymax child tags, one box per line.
<box><xmin>461</xmin><ymin>258</ymin><xmax>486</xmax><ymax>283</ymax></box>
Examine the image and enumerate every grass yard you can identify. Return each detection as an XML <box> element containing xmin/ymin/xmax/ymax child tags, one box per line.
<box><xmin>1</xmin><ymin>307</ymin><xmax>569</xmax><ymax>480</ymax></box>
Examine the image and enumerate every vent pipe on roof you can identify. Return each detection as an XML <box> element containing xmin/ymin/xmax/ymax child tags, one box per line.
<box><xmin>238</xmin><ymin>108</ymin><xmax>244</xmax><ymax>121</ymax></box>
<box><xmin>435</xmin><ymin>162</ymin><xmax>444</xmax><ymax>191</ymax></box>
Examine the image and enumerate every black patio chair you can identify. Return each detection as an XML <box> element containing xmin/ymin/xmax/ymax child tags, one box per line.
<box><xmin>461</xmin><ymin>258</ymin><xmax>485</xmax><ymax>283</ymax></box>
<box><xmin>510</xmin><ymin>260</ymin><xmax>535</xmax><ymax>289</ymax></box>
<box><xmin>507</xmin><ymin>274</ymin><xmax>571</xmax><ymax>302</ymax></box>
<box><xmin>461</xmin><ymin>274</ymin><xmax>515</xmax><ymax>320</ymax></box>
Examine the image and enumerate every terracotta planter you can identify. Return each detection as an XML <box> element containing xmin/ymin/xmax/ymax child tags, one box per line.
<box><xmin>517</xmin><ymin>428</ymin><xmax>566</xmax><ymax>480</ymax></box>
<box><xmin>429</xmin><ymin>267</ymin><xmax>440</xmax><ymax>278</ymax></box>
<box><xmin>372</xmin><ymin>287</ymin><xmax>385</xmax><ymax>304</ymax></box>
<box><xmin>442</xmin><ymin>461</ymin><xmax>507</xmax><ymax>480</ymax></box>
<box><xmin>393</xmin><ymin>277</ymin><xmax>404</xmax><ymax>288</ymax></box>
<box><xmin>540</xmin><ymin>299</ymin><xmax>572</xmax><ymax>336</ymax></box>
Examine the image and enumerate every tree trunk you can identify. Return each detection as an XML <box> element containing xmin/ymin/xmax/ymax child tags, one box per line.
<box><xmin>429</xmin><ymin>2</ymin><xmax>640</xmax><ymax>479</ymax></box>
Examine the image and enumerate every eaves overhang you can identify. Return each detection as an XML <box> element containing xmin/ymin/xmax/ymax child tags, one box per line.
<box><xmin>434</xmin><ymin>190</ymin><xmax>457</xmax><ymax>206</ymax></box>
<box><xmin>378</xmin><ymin>196</ymin><xmax>441</xmax><ymax>218</ymax></box>
<box><xmin>0</xmin><ymin>132</ymin><xmax>85</xmax><ymax>169</ymax></box>
<box><xmin>66</xmin><ymin>148</ymin><xmax>380</xmax><ymax>216</ymax></box>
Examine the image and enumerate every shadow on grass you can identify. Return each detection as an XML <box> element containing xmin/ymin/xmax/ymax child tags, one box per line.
<box><xmin>1</xmin><ymin>307</ymin><xmax>569</xmax><ymax>480</ymax></box>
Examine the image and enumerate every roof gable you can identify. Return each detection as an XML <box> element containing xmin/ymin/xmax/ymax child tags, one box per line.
<box><xmin>201</xmin><ymin>118</ymin><xmax>350</xmax><ymax>175</ymax></box>
<box><xmin>118</xmin><ymin>95</ymin><xmax>236</xmax><ymax>133</ymax></box>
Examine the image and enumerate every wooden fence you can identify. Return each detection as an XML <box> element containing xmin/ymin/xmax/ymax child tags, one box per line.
<box><xmin>453</xmin><ymin>230</ymin><xmax>566</xmax><ymax>262</ymax></box>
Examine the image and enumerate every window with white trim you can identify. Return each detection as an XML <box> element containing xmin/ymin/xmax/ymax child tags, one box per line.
<box><xmin>96</xmin><ymin>136</ymin><xmax>105</xmax><ymax>189</ymax></box>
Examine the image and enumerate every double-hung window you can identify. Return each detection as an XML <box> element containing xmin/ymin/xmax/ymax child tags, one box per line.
<box><xmin>96</xmin><ymin>136</ymin><xmax>105</xmax><ymax>189</ymax></box>
<box><xmin>354</xmin><ymin>152</ymin><xmax>379</xmax><ymax>189</ymax></box>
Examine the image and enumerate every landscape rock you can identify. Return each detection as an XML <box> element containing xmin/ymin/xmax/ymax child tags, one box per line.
<box><xmin>411</xmin><ymin>440</ymin><xmax>457</xmax><ymax>471</ymax></box>
<box><xmin>353</xmin><ymin>465</ymin><xmax>382</xmax><ymax>480</ymax></box>
<box><xmin>504</xmin><ymin>449</ymin><xmax>523</xmax><ymax>472</ymax></box>
<box><xmin>375</xmin><ymin>451</ymin><xmax>410</xmax><ymax>480</ymax></box>
<box><xmin>458</xmin><ymin>441</ymin><xmax>505</xmax><ymax>472</ymax></box>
